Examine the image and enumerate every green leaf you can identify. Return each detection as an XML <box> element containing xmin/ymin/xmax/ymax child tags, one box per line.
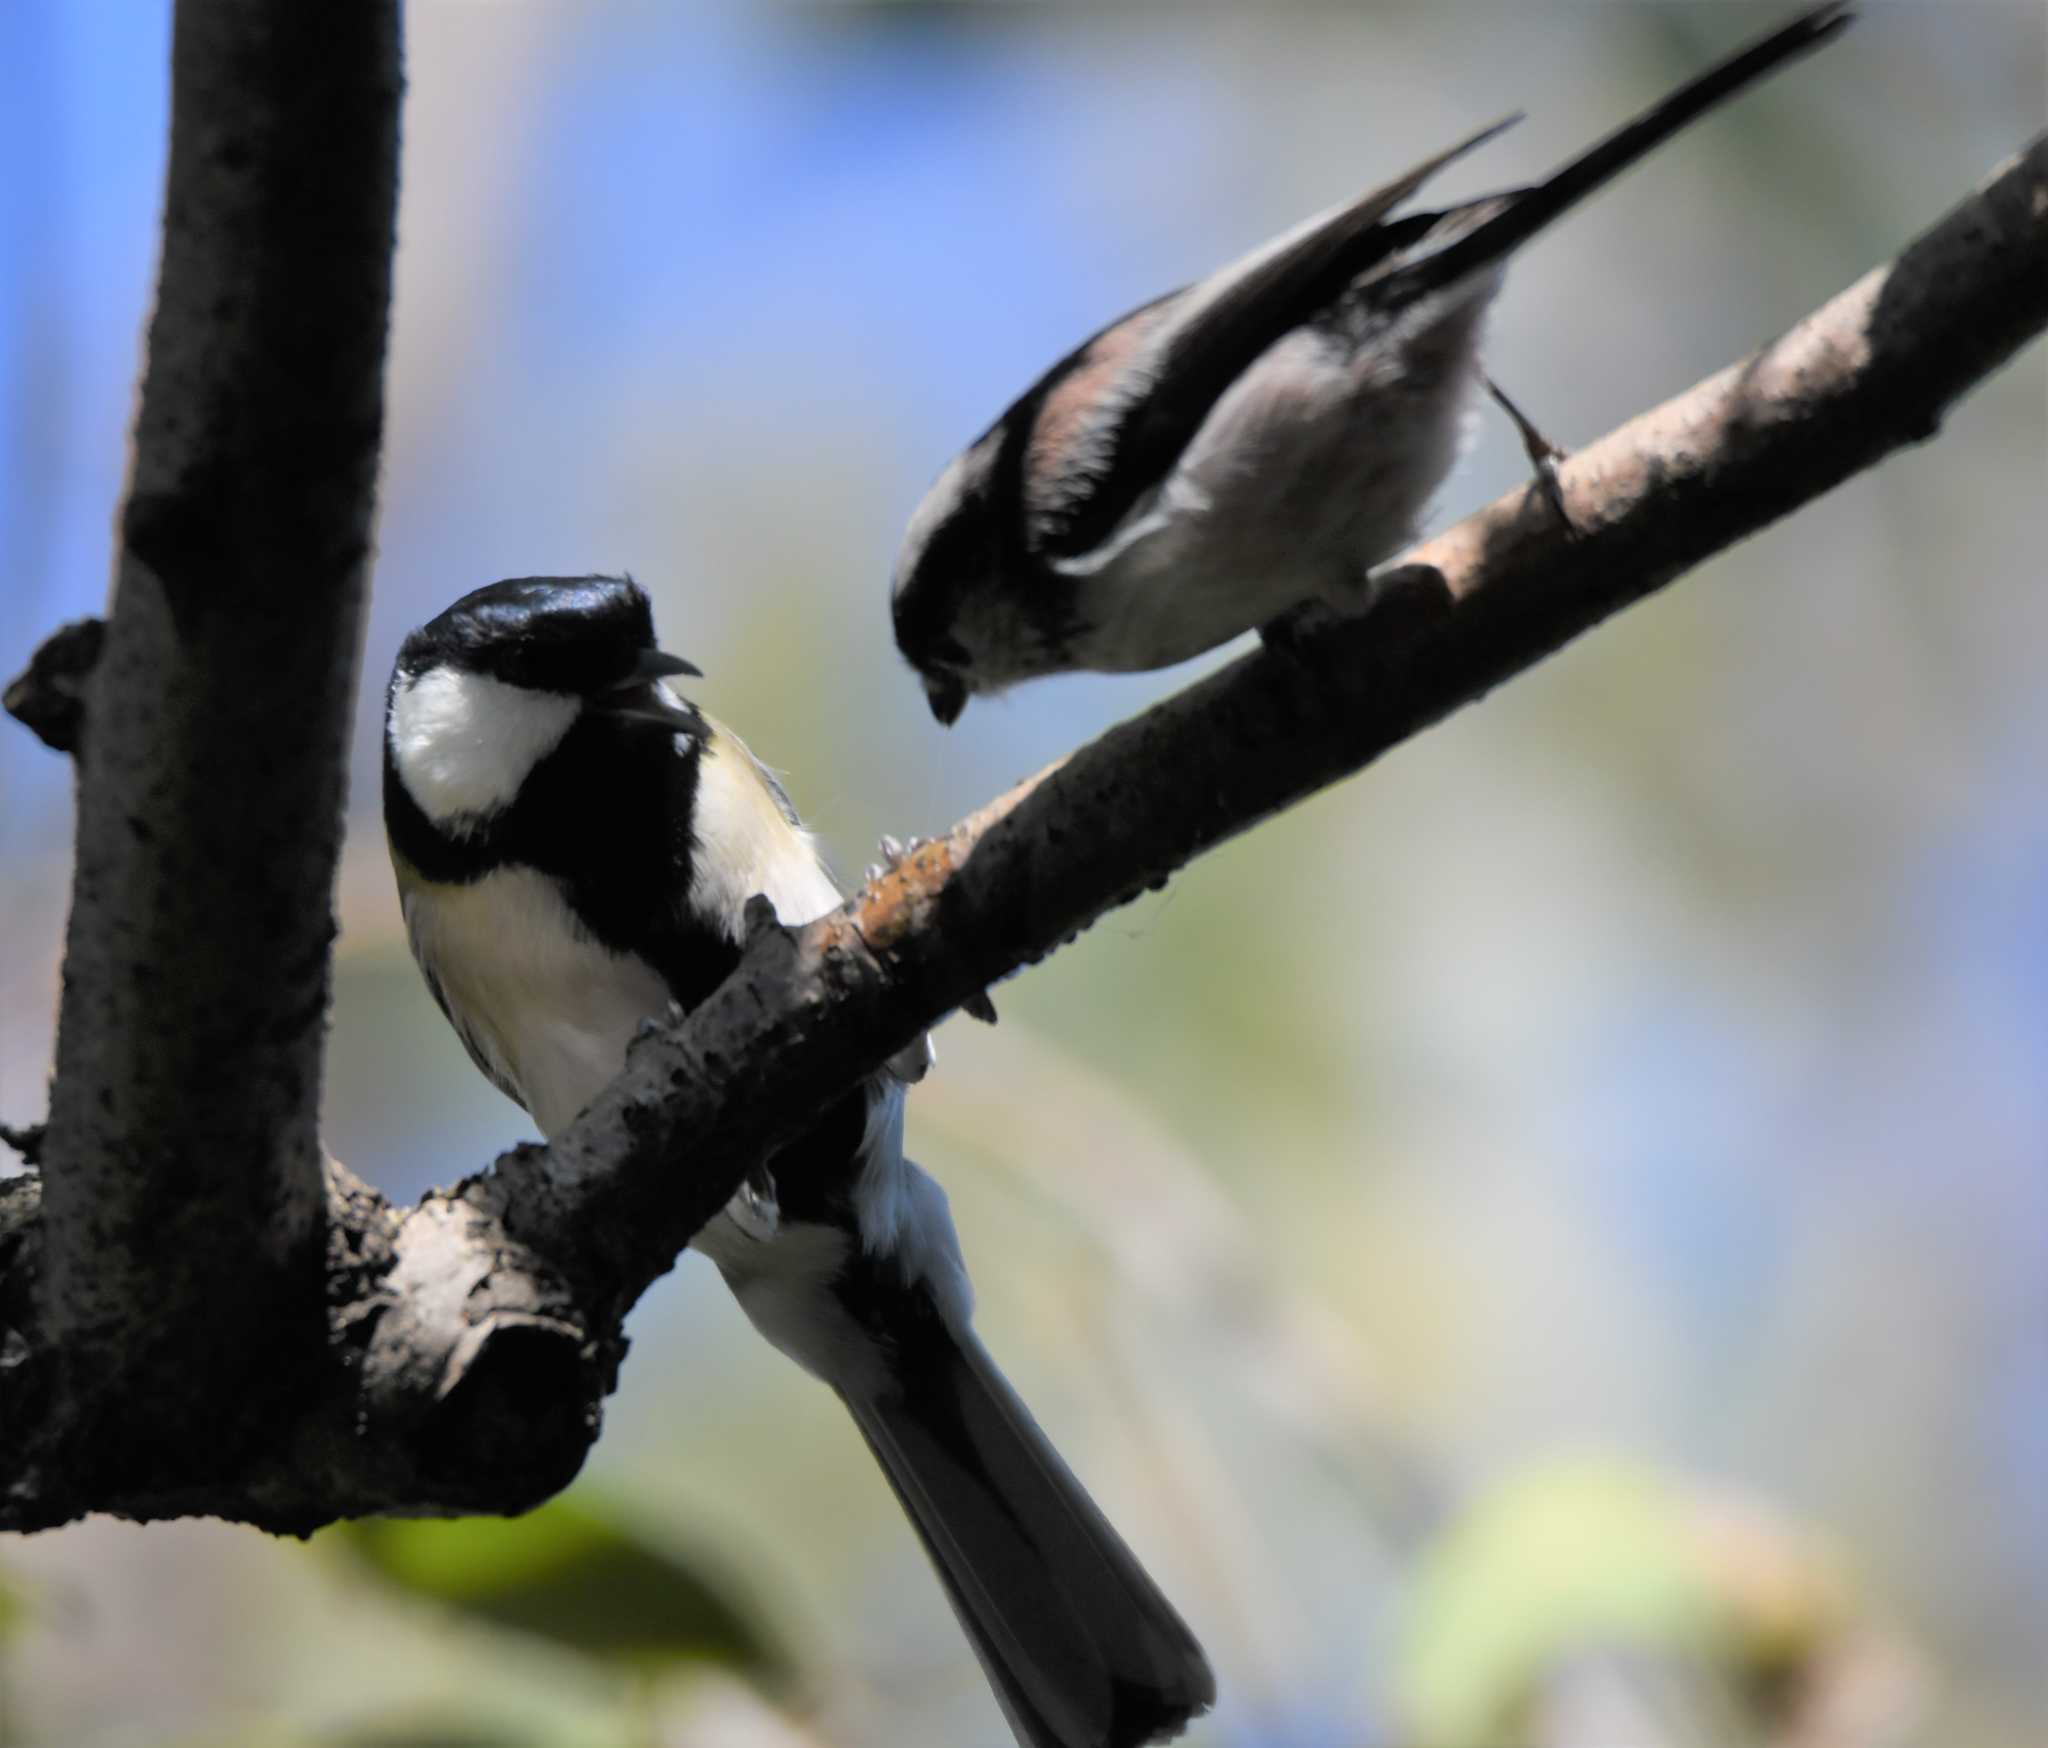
<box><xmin>1397</xmin><ymin>1458</ymin><xmax>1734</xmax><ymax>1745</ymax></box>
<box><xmin>325</xmin><ymin>1496</ymin><xmax>788</xmax><ymax>1683</ymax></box>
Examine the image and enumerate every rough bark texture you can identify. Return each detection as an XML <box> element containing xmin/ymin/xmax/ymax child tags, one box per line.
<box><xmin>0</xmin><ymin>102</ymin><xmax>2040</xmax><ymax>1526</ymax></box>
<box><xmin>16</xmin><ymin>0</ymin><xmax>402</xmax><ymax>1519</ymax></box>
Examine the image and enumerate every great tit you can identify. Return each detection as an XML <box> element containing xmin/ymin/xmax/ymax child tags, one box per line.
<box><xmin>891</xmin><ymin>2</ymin><xmax>1852</xmax><ymax>724</ymax></box>
<box><xmin>383</xmin><ymin>575</ymin><xmax>1213</xmax><ymax>1748</ymax></box>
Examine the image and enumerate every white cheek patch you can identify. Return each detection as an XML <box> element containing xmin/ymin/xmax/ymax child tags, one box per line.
<box><xmin>389</xmin><ymin>665</ymin><xmax>580</xmax><ymax>829</ymax></box>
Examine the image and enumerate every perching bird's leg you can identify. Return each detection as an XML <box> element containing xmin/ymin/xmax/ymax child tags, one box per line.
<box><xmin>1486</xmin><ymin>374</ymin><xmax>1576</xmax><ymax>535</ymax></box>
<box><xmin>1260</xmin><ymin>560</ymin><xmax>1456</xmax><ymax>663</ymax></box>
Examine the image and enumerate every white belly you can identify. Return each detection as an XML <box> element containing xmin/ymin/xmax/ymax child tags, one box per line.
<box><xmin>403</xmin><ymin>864</ymin><xmax>673</xmax><ymax>1139</ymax></box>
<box><xmin>1063</xmin><ymin>277</ymin><xmax>1499</xmax><ymax>670</ymax></box>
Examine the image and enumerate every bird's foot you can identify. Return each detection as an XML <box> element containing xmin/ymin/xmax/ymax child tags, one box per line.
<box><xmin>863</xmin><ymin>832</ymin><xmax>933</xmax><ymax>885</ymax></box>
<box><xmin>1485</xmin><ymin>374</ymin><xmax>1578</xmax><ymax>537</ymax></box>
<box><xmin>1262</xmin><ymin>563</ymin><xmax>1454</xmax><ymax>662</ymax></box>
<box><xmin>1260</xmin><ymin>596</ymin><xmax>1351</xmax><ymax>659</ymax></box>
<box><xmin>867</xmin><ymin>834</ymin><xmax>998</xmax><ymax>1026</ymax></box>
<box><xmin>631</xmin><ymin>998</ymin><xmax>689</xmax><ymax>1045</ymax></box>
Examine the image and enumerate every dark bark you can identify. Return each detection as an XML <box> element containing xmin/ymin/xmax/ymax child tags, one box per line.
<box><xmin>0</xmin><ymin>620</ymin><xmax>103</xmax><ymax>756</ymax></box>
<box><xmin>21</xmin><ymin>0</ymin><xmax>402</xmax><ymax>1515</ymax></box>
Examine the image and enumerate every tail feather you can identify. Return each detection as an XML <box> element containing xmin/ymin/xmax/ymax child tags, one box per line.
<box><xmin>844</xmin><ymin>1324</ymin><xmax>1214</xmax><ymax>1748</ymax></box>
<box><xmin>1385</xmin><ymin>1</ymin><xmax>1853</xmax><ymax>302</ymax></box>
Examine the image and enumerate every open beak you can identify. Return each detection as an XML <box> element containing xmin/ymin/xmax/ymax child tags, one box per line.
<box><xmin>601</xmin><ymin>647</ymin><xmax>701</xmax><ymax>731</ymax></box>
<box><xmin>924</xmin><ymin>672</ymin><xmax>967</xmax><ymax>727</ymax></box>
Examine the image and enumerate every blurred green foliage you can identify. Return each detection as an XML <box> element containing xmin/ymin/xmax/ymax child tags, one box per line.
<box><xmin>1398</xmin><ymin>1458</ymin><xmax>1892</xmax><ymax>1748</ymax></box>
<box><xmin>325</xmin><ymin>1497</ymin><xmax>788</xmax><ymax>1684</ymax></box>
<box><xmin>1401</xmin><ymin>1461</ymin><xmax>1738</xmax><ymax>1741</ymax></box>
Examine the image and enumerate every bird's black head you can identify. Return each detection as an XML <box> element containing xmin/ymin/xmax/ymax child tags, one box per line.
<box><xmin>891</xmin><ymin>559</ymin><xmax>974</xmax><ymax>728</ymax></box>
<box><xmin>891</xmin><ymin>439</ymin><xmax>1011</xmax><ymax>727</ymax></box>
<box><xmin>396</xmin><ymin>574</ymin><xmax>687</xmax><ymax>696</ymax></box>
<box><xmin>893</xmin><ymin>414</ymin><xmax>1100</xmax><ymax>725</ymax></box>
<box><xmin>386</xmin><ymin>575</ymin><xmax>701</xmax><ymax>849</ymax></box>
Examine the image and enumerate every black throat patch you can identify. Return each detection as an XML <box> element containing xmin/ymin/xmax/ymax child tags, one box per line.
<box><xmin>384</xmin><ymin>701</ymin><xmax>743</xmax><ymax>1012</ymax></box>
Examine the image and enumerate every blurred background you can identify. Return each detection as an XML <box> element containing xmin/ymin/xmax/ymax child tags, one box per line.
<box><xmin>2</xmin><ymin>2</ymin><xmax>2044</xmax><ymax>1744</ymax></box>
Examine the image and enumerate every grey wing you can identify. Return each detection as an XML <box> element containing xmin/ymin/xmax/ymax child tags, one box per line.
<box><xmin>1030</xmin><ymin>114</ymin><xmax>1520</xmax><ymax>562</ymax></box>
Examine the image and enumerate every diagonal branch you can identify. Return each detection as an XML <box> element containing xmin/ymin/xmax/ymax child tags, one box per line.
<box><xmin>493</xmin><ymin>133</ymin><xmax>2048</xmax><ymax>1322</ymax></box>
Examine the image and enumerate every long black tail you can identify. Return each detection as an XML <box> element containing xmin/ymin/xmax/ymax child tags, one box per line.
<box><xmin>1386</xmin><ymin>1</ymin><xmax>1854</xmax><ymax>302</ymax></box>
<box><xmin>843</xmin><ymin>1318</ymin><xmax>1215</xmax><ymax>1748</ymax></box>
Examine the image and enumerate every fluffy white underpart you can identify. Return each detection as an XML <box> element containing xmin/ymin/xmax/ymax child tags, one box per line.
<box><xmin>390</xmin><ymin>665</ymin><xmax>580</xmax><ymax>829</ymax></box>
<box><xmin>400</xmin><ymin>863</ymin><xmax>673</xmax><ymax>1139</ymax></box>
<box><xmin>1059</xmin><ymin>273</ymin><xmax>1499</xmax><ymax>673</ymax></box>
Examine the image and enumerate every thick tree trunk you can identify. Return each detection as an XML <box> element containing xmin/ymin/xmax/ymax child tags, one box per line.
<box><xmin>15</xmin><ymin>0</ymin><xmax>401</xmax><ymax>1516</ymax></box>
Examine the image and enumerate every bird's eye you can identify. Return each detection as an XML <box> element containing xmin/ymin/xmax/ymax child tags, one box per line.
<box><xmin>933</xmin><ymin>635</ymin><xmax>970</xmax><ymax>667</ymax></box>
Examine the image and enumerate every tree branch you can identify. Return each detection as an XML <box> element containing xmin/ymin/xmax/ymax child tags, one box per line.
<box><xmin>2</xmin><ymin>132</ymin><xmax>2040</xmax><ymax>1530</ymax></box>
<box><xmin>22</xmin><ymin>0</ymin><xmax>402</xmax><ymax>1511</ymax></box>
<box><xmin>1</xmin><ymin>620</ymin><xmax>104</xmax><ymax>756</ymax></box>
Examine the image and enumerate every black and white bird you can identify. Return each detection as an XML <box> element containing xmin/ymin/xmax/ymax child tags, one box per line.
<box><xmin>383</xmin><ymin>575</ymin><xmax>1213</xmax><ymax>1748</ymax></box>
<box><xmin>891</xmin><ymin>2</ymin><xmax>1852</xmax><ymax>724</ymax></box>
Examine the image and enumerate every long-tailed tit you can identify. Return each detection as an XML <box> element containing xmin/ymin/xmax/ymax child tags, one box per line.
<box><xmin>892</xmin><ymin>3</ymin><xmax>1852</xmax><ymax>723</ymax></box>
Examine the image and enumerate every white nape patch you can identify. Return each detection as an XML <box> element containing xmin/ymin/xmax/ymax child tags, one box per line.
<box><xmin>686</xmin><ymin>723</ymin><xmax>844</xmax><ymax>937</ymax></box>
<box><xmin>389</xmin><ymin>665</ymin><xmax>581</xmax><ymax>830</ymax></box>
<box><xmin>400</xmin><ymin>862</ymin><xmax>672</xmax><ymax>1138</ymax></box>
